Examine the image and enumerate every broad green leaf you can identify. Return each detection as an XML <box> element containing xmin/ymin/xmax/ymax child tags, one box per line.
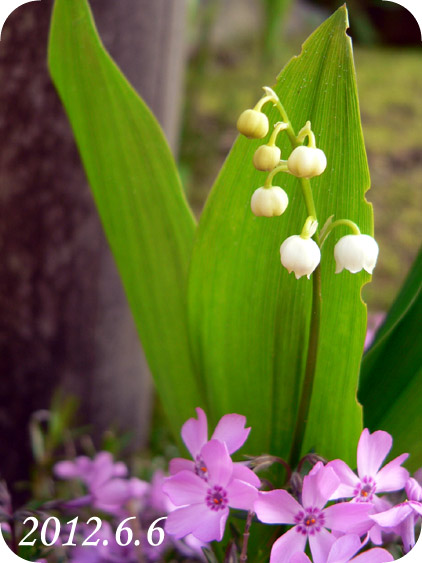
<box><xmin>48</xmin><ymin>0</ymin><xmax>204</xmax><ymax>436</ymax></box>
<box><xmin>359</xmin><ymin>248</ymin><xmax>422</xmax><ymax>470</ymax></box>
<box><xmin>188</xmin><ymin>7</ymin><xmax>371</xmax><ymax>464</ymax></box>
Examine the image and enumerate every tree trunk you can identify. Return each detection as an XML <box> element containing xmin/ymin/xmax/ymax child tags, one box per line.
<box><xmin>0</xmin><ymin>0</ymin><xmax>187</xmax><ymax>487</ymax></box>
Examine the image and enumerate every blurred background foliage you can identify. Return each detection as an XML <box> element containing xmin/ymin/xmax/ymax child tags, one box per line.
<box><xmin>181</xmin><ymin>0</ymin><xmax>422</xmax><ymax>312</ymax></box>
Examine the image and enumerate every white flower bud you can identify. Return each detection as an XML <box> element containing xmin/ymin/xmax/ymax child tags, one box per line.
<box><xmin>253</xmin><ymin>145</ymin><xmax>281</xmax><ymax>171</ymax></box>
<box><xmin>280</xmin><ymin>235</ymin><xmax>321</xmax><ymax>279</ymax></box>
<box><xmin>334</xmin><ymin>234</ymin><xmax>379</xmax><ymax>274</ymax></box>
<box><xmin>251</xmin><ymin>186</ymin><xmax>288</xmax><ymax>217</ymax></box>
<box><xmin>287</xmin><ymin>146</ymin><xmax>327</xmax><ymax>178</ymax></box>
<box><xmin>237</xmin><ymin>109</ymin><xmax>269</xmax><ymax>139</ymax></box>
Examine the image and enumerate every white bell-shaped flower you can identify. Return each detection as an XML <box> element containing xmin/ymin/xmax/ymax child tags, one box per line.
<box><xmin>251</xmin><ymin>186</ymin><xmax>288</xmax><ymax>217</ymax></box>
<box><xmin>334</xmin><ymin>234</ymin><xmax>379</xmax><ymax>274</ymax></box>
<box><xmin>287</xmin><ymin>146</ymin><xmax>327</xmax><ymax>178</ymax></box>
<box><xmin>237</xmin><ymin>109</ymin><xmax>269</xmax><ymax>139</ymax></box>
<box><xmin>253</xmin><ymin>145</ymin><xmax>281</xmax><ymax>171</ymax></box>
<box><xmin>280</xmin><ymin>235</ymin><xmax>321</xmax><ymax>279</ymax></box>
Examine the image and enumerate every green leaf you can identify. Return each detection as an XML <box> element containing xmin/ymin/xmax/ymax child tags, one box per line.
<box><xmin>48</xmin><ymin>0</ymin><xmax>204</xmax><ymax>436</ymax></box>
<box><xmin>359</xmin><ymin>248</ymin><xmax>422</xmax><ymax>469</ymax></box>
<box><xmin>188</xmin><ymin>7</ymin><xmax>371</xmax><ymax>464</ymax></box>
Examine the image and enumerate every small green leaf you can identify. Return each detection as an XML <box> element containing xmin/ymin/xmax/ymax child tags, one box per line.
<box><xmin>48</xmin><ymin>0</ymin><xmax>204</xmax><ymax>437</ymax></box>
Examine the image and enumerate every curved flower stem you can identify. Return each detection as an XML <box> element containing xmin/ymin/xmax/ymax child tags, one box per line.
<box><xmin>319</xmin><ymin>218</ymin><xmax>361</xmax><ymax>246</ymax></box>
<box><xmin>268</xmin><ymin>121</ymin><xmax>288</xmax><ymax>146</ymax></box>
<box><xmin>264</xmin><ymin>162</ymin><xmax>289</xmax><ymax>188</ymax></box>
<box><xmin>289</xmin><ymin>178</ymin><xmax>322</xmax><ymax>469</ymax></box>
<box><xmin>240</xmin><ymin>510</ymin><xmax>254</xmax><ymax>562</ymax></box>
<box><xmin>274</xmin><ymin>100</ymin><xmax>297</xmax><ymax>146</ymax></box>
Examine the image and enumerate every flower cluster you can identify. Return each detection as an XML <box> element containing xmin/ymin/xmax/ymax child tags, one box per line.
<box><xmin>237</xmin><ymin>87</ymin><xmax>379</xmax><ymax>280</ymax></box>
<box><xmin>163</xmin><ymin>409</ymin><xmax>421</xmax><ymax>562</ymax></box>
<box><xmin>52</xmin><ymin>451</ymin><xmax>206</xmax><ymax>561</ymax></box>
<box><xmin>55</xmin><ymin>451</ymin><xmax>149</xmax><ymax>516</ymax></box>
<box><xmin>163</xmin><ymin>408</ymin><xmax>259</xmax><ymax>542</ymax></box>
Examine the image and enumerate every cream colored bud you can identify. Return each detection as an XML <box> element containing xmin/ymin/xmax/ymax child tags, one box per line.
<box><xmin>251</xmin><ymin>187</ymin><xmax>288</xmax><ymax>217</ymax></box>
<box><xmin>253</xmin><ymin>145</ymin><xmax>281</xmax><ymax>171</ymax></box>
<box><xmin>334</xmin><ymin>234</ymin><xmax>379</xmax><ymax>274</ymax></box>
<box><xmin>287</xmin><ymin>146</ymin><xmax>327</xmax><ymax>178</ymax></box>
<box><xmin>280</xmin><ymin>235</ymin><xmax>321</xmax><ymax>279</ymax></box>
<box><xmin>237</xmin><ymin>109</ymin><xmax>269</xmax><ymax>139</ymax></box>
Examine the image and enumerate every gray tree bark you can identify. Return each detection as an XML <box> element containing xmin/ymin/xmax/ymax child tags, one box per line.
<box><xmin>0</xmin><ymin>0</ymin><xmax>187</xmax><ymax>486</ymax></box>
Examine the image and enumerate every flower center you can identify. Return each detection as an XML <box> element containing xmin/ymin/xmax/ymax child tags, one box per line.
<box><xmin>294</xmin><ymin>507</ymin><xmax>325</xmax><ymax>536</ymax></box>
<box><xmin>354</xmin><ymin>476</ymin><xmax>376</xmax><ymax>502</ymax></box>
<box><xmin>206</xmin><ymin>485</ymin><xmax>228</xmax><ymax>511</ymax></box>
<box><xmin>195</xmin><ymin>455</ymin><xmax>209</xmax><ymax>481</ymax></box>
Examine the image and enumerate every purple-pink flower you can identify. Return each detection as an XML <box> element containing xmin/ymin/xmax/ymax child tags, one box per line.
<box><xmin>288</xmin><ymin>534</ymin><xmax>393</xmax><ymax>562</ymax></box>
<box><xmin>55</xmin><ymin>452</ymin><xmax>149</xmax><ymax>515</ymax></box>
<box><xmin>254</xmin><ymin>462</ymin><xmax>372</xmax><ymax>563</ymax></box>
<box><xmin>370</xmin><ymin>477</ymin><xmax>422</xmax><ymax>553</ymax></box>
<box><xmin>68</xmin><ymin>521</ymin><xmax>137</xmax><ymax>562</ymax></box>
<box><xmin>163</xmin><ymin>440</ymin><xmax>258</xmax><ymax>542</ymax></box>
<box><xmin>328</xmin><ymin>429</ymin><xmax>409</xmax><ymax>503</ymax></box>
<box><xmin>169</xmin><ymin>407</ymin><xmax>251</xmax><ymax>481</ymax></box>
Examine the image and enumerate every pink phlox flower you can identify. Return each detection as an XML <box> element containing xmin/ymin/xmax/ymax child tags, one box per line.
<box><xmin>163</xmin><ymin>439</ymin><xmax>258</xmax><ymax>542</ymax></box>
<box><xmin>169</xmin><ymin>408</ymin><xmax>259</xmax><ymax>488</ymax></box>
<box><xmin>139</xmin><ymin>469</ymin><xmax>207</xmax><ymax>561</ymax></box>
<box><xmin>69</xmin><ymin>521</ymin><xmax>137</xmax><ymax>562</ymax></box>
<box><xmin>327</xmin><ymin>429</ymin><xmax>409</xmax><ymax>503</ymax></box>
<box><xmin>254</xmin><ymin>462</ymin><xmax>373</xmax><ymax>563</ymax></box>
<box><xmin>55</xmin><ymin>452</ymin><xmax>149</xmax><ymax>515</ymax></box>
<box><xmin>288</xmin><ymin>533</ymin><xmax>393</xmax><ymax>562</ymax></box>
<box><xmin>370</xmin><ymin>477</ymin><xmax>422</xmax><ymax>554</ymax></box>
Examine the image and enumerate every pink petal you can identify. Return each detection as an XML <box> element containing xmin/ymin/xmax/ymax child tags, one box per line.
<box><xmin>162</xmin><ymin>471</ymin><xmax>207</xmax><ymax>506</ymax></box>
<box><xmin>326</xmin><ymin>534</ymin><xmax>361</xmax><ymax>562</ymax></box>
<box><xmin>113</xmin><ymin>461</ymin><xmax>128</xmax><ymax>477</ymax></box>
<box><xmin>270</xmin><ymin>527</ymin><xmax>307</xmax><ymax>563</ymax></box>
<box><xmin>211</xmin><ymin>414</ymin><xmax>250</xmax><ymax>454</ymax></box>
<box><xmin>357</xmin><ymin>429</ymin><xmax>392</xmax><ymax>479</ymax></box>
<box><xmin>255</xmin><ymin>490</ymin><xmax>302</xmax><ymax>525</ymax></box>
<box><xmin>94</xmin><ymin>478</ymin><xmax>129</xmax><ymax>505</ymax></box>
<box><xmin>227</xmin><ymin>480</ymin><xmax>258</xmax><ymax>511</ymax></box>
<box><xmin>127</xmin><ymin>477</ymin><xmax>149</xmax><ymax>499</ymax></box>
<box><xmin>406</xmin><ymin>478</ymin><xmax>422</xmax><ymax>502</ymax></box>
<box><xmin>327</xmin><ymin>460</ymin><xmax>360</xmax><ymax>500</ymax></box>
<box><xmin>201</xmin><ymin>440</ymin><xmax>233</xmax><ymax>487</ymax></box>
<box><xmin>302</xmin><ymin>465</ymin><xmax>340</xmax><ymax>509</ymax></box>
<box><xmin>375</xmin><ymin>453</ymin><xmax>409</xmax><ymax>492</ymax></box>
<box><xmin>190</xmin><ymin>507</ymin><xmax>229</xmax><ymax>542</ymax></box>
<box><xmin>165</xmin><ymin>503</ymin><xmax>228</xmax><ymax>542</ymax></box>
<box><xmin>54</xmin><ymin>461</ymin><xmax>81</xmax><ymax>479</ymax></box>
<box><xmin>181</xmin><ymin>407</ymin><xmax>208</xmax><ymax>459</ymax></box>
<box><xmin>169</xmin><ymin>458</ymin><xmax>195</xmax><ymax>475</ymax></box>
<box><xmin>91</xmin><ymin>452</ymin><xmax>115</xmax><ymax>488</ymax></box>
<box><xmin>352</xmin><ymin>548</ymin><xmax>394</xmax><ymax>562</ymax></box>
<box><xmin>368</xmin><ymin>524</ymin><xmax>383</xmax><ymax>545</ymax></box>
<box><xmin>409</xmin><ymin>500</ymin><xmax>422</xmax><ymax>516</ymax></box>
<box><xmin>324</xmin><ymin>502</ymin><xmax>372</xmax><ymax>535</ymax></box>
<box><xmin>289</xmin><ymin>553</ymin><xmax>311</xmax><ymax>563</ymax></box>
<box><xmin>309</xmin><ymin>528</ymin><xmax>336</xmax><ymax>563</ymax></box>
<box><xmin>232</xmin><ymin>463</ymin><xmax>261</xmax><ymax>488</ymax></box>
<box><xmin>370</xmin><ymin>503</ymin><xmax>414</xmax><ymax>528</ymax></box>
<box><xmin>400</xmin><ymin>512</ymin><xmax>417</xmax><ymax>554</ymax></box>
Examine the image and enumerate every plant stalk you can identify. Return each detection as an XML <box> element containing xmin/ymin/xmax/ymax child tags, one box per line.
<box><xmin>289</xmin><ymin>178</ymin><xmax>322</xmax><ymax>468</ymax></box>
<box><xmin>240</xmin><ymin>510</ymin><xmax>254</xmax><ymax>562</ymax></box>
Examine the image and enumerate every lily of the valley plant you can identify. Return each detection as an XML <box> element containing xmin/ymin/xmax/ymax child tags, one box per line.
<box><xmin>42</xmin><ymin>0</ymin><xmax>422</xmax><ymax>561</ymax></box>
